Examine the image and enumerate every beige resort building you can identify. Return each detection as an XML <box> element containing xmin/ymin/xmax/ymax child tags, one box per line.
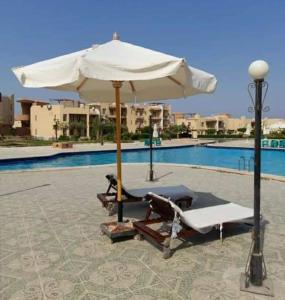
<box><xmin>16</xmin><ymin>98</ymin><xmax>172</xmax><ymax>140</ymax></box>
<box><xmin>172</xmin><ymin>112</ymin><xmax>285</xmax><ymax>137</ymax></box>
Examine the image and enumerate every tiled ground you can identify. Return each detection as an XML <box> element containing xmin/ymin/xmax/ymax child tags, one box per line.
<box><xmin>0</xmin><ymin>164</ymin><xmax>284</xmax><ymax>299</ymax></box>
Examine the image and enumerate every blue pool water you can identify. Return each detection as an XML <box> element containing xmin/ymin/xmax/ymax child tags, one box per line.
<box><xmin>0</xmin><ymin>146</ymin><xmax>285</xmax><ymax>176</ymax></box>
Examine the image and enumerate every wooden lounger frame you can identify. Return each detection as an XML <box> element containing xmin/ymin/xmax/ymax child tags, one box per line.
<box><xmin>133</xmin><ymin>194</ymin><xmax>237</xmax><ymax>259</ymax></box>
<box><xmin>97</xmin><ymin>174</ymin><xmax>193</xmax><ymax>215</ymax></box>
<box><xmin>97</xmin><ymin>175</ymin><xmax>142</xmax><ymax>215</ymax></box>
<box><xmin>134</xmin><ymin>217</ymin><xmax>198</xmax><ymax>258</ymax></box>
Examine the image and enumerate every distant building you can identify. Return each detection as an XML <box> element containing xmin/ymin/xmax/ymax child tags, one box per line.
<box><xmin>100</xmin><ymin>102</ymin><xmax>171</xmax><ymax>133</ymax></box>
<box><xmin>15</xmin><ymin>98</ymin><xmax>49</xmax><ymax>135</ymax></box>
<box><xmin>0</xmin><ymin>94</ymin><xmax>14</xmax><ymax>134</ymax></box>
<box><xmin>20</xmin><ymin>98</ymin><xmax>172</xmax><ymax>140</ymax></box>
<box><xmin>30</xmin><ymin>99</ymin><xmax>100</xmax><ymax>139</ymax></box>
<box><xmin>173</xmin><ymin>112</ymin><xmax>285</xmax><ymax>136</ymax></box>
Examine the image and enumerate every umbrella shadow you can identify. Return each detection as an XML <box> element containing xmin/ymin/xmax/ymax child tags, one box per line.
<box><xmin>118</xmin><ymin>192</ymin><xmax>235</xmax><ymax>220</ymax></box>
<box><xmin>191</xmin><ymin>192</ymin><xmax>231</xmax><ymax>209</ymax></box>
<box><xmin>155</xmin><ymin>171</ymin><xmax>173</xmax><ymax>180</ymax></box>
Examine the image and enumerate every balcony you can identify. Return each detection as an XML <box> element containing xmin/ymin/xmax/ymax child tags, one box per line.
<box><xmin>15</xmin><ymin>114</ymin><xmax>30</xmax><ymax>121</ymax></box>
<box><xmin>109</xmin><ymin>103</ymin><xmax>127</xmax><ymax>108</ymax></box>
<box><xmin>151</xmin><ymin>116</ymin><xmax>162</xmax><ymax>120</ymax></box>
<box><xmin>149</xmin><ymin>105</ymin><xmax>162</xmax><ymax>111</ymax></box>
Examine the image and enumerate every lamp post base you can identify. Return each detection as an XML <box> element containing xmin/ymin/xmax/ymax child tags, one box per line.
<box><xmin>240</xmin><ymin>273</ymin><xmax>274</xmax><ymax>297</ymax></box>
<box><xmin>146</xmin><ymin>169</ymin><xmax>158</xmax><ymax>182</ymax></box>
<box><xmin>100</xmin><ymin>220</ymin><xmax>136</xmax><ymax>243</ymax></box>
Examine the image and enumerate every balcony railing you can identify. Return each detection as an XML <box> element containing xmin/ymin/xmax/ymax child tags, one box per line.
<box><xmin>151</xmin><ymin>116</ymin><xmax>162</xmax><ymax>120</ymax></box>
<box><xmin>149</xmin><ymin>106</ymin><xmax>161</xmax><ymax>111</ymax></box>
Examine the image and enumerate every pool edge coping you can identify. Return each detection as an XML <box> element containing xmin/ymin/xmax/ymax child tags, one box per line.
<box><xmin>0</xmin><ymin>162</ymin><xmax>284</xmax><ymax>183</ymax></box>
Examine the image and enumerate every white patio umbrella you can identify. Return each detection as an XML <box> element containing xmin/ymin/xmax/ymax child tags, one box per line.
<box><xmin>12</xmin><ymin>33</ymin><xmax>217</xmax><ymax>223</ymax></box>
<box><xmin>153</xmin><ymin>123</ymin><xmax>159</xmax><ymax>139</ymax></box>
<box><xmin>245</xmin><ymin>123</ymin><xmax>252</xmax><ymax>136</ymax></box>
<box><xmin>263</xmin><ymin>125</ymin><xmax>270</xmax><ymax>135</ymax></box>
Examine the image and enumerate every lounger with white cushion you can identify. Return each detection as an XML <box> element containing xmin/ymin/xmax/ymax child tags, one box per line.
<box><xmin>134</xmin><ymin>192</ymin><xmax>254</xmax><ymax>258</ymax></box>
<box><xmin>149</xmin><ymin>193</ymin><xmax>254</xmax><ymax>238</ymax></box>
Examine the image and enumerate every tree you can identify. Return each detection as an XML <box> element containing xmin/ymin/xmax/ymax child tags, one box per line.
<box><xmin>206</xmin><ymin>129</ymin><xmax>216</xmax><ymax>135</ymax></box>
<box><xmin>237</xmin><ymin>127</ymin><xmax>247</xmax><ymax>133</ymax></box>
<box><xmin>69</xmin><ymin>121</ymin><xmax>86</xmax><ymax>138</ymax></box>
<box><xmin>90</xmin><ymin>118</ymin><xmax>101</xmax><ymax>141</ymax></box>
<box><xmin>59</xmin><ymin>122</ymin><xmax>69</xmax><ymax>136</ymax></box>
<box><xmin>53</xmin><ymin>119</ymin><xmax>61</xmax><ymax>141</ymax></box>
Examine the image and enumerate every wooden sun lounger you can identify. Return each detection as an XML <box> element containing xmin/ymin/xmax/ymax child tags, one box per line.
<box><xmin>133</xmin><ymin>193</ymin><xmax>254</xmax><ymax>258</ymax></box>
<box><xmin>97</xmin><ymin>174</ymin><xmax>196</xmax><ymax>215</ymax></box>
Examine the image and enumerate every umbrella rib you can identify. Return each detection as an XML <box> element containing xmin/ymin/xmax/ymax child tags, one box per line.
<box><xmin>167</xmin><ymin>76</ymin><xmax>184</xmax><ymax>87</ymax></box>
<box><xmin>129</xmin><ymin>81</ymin><xmax>136</xmax><ymax>93</ymax></box>
<box><xmin>76</xmin><ymin>78</ymin><xmax>88</xmax><ymax>91</ymax></box>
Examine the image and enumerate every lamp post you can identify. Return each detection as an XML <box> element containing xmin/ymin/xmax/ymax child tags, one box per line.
<box><xmin>241</xmin><ymin>60</ymin><xmax>273</xmax><ymax>296</ymax></box>
<box><xmin>149</xmin><ymin>115</ymin><xmax>154</xmax><ymax>181</ymax></box>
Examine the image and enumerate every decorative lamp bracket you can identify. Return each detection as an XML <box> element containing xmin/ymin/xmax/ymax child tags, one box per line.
<box><xmin>248</xmin><ymin>81</ymin><xmax>269</xmax><ymax>113</ymax></box>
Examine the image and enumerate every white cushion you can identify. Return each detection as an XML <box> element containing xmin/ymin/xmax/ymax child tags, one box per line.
<box><xmin>181</xmin><ymin>203</ymin><xmax>253</xmax><ymax>234</ymax></box>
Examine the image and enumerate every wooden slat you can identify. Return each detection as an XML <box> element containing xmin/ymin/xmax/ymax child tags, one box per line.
<box><xmin>167</xmin><ymin>76</ymin><xmax>183</xmax><ymax>87</ymax></box>
<box><xmin>76</xmin><ymin>78</ymin><xmax>88</xmax><ymax>91</ymax></box>
<box><xmin>129</xmin><ymin>81</ymin><xmax>136</xmax><ymax>93</ymax></box>
<box><xmin>134</xmin><ymin>220</ymin><xmax>166</xmax><ymax>243</ymax></box>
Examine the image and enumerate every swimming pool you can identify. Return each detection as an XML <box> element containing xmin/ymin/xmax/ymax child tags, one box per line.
<box><xmin>0</xmin><ymin>146</ymin><xmax>284</xmax><ymax>176</ymax></box>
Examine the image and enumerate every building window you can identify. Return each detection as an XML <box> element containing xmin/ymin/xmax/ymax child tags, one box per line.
<box><xmin>63</xmin><ymin>114</ymin><xmax>67</xmax><ymax>121</ymax></box>
<box><xmin>35</xmin><ymin>115</ymin><xmax>37</xmax><ymax>121</ymax></box>
<box><xmin>102</xmin><ymin>108</ymin><xmax>106</xmax><ymax>114</ymax></box>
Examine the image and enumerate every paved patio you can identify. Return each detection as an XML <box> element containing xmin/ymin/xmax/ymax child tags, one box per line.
<box><xmin>0</xmin><ymin>164</ymin><xmax>284</xmax><ymax>299</ymax></box>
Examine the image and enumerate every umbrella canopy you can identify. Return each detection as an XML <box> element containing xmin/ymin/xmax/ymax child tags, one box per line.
<box><xmin>12</xmin><ymin>38</ymin><xmax>217</xmax><ymax>102</ymax></box>
<box><xmin>12</xmin><ymin>34</ymin><xmax>217</xmax><ymax>223</ymax></box>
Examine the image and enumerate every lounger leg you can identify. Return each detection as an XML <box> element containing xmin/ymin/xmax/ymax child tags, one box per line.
<box><xmin>220</xmin><ymin>223</ymin><xmax>223</xmax><ymax>243</ymax></box>
<box><xmin>134</xmin><ymin>233</ymin><xmax>144</xmax><ymax>241</ymax></box>
<box><xmin>107</xmin><ymin>202</ymin><xmax>116</xmax><ymax>216</ymax></box>
<box><xmin>162</xmin><ymin>237</ymin><xmax>172</xmax><ymax>259</ymax></box>
<box><xmin>145</xmin><ymin>207</ymin><xmax>152</xmax><ymax>220</ymax></box>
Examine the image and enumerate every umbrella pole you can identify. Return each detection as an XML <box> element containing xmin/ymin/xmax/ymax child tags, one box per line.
<box><xmin>149</xmin><ymin>115</ymin><xmax>154</xmax><ymax>181</ymax></box>
<box><xmin>113</xmin><ymin>81</ymin><xmax>123</xmax><ymax>223</ymax></box>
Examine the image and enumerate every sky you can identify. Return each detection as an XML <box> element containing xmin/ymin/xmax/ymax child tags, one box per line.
<box><xmin>0</xmin><ymin>0</ymin><xmax>284</xmax><ymax>117</ymax></box>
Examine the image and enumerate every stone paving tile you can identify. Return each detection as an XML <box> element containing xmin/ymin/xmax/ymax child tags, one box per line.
<box><xmin>0</xmin><ymin>164</ymin><xmax>284</xmax><ymax>299</ymax></box>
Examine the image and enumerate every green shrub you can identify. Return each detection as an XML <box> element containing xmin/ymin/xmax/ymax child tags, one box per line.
<box><xmin>70</xmin><ymin>135</ymin><xmax>79</xmax><ymax>141</ymax></box>
<box><xmin>237</xmin><ymin>127</ymin><xmax>247</xmax><ymax>133</ymax></box>
<box><xmin>267</xmin><ymin>131</ymin><xmax>285</xmax><ymax>139</ymax></box>
<box><xmin>58</xmin><ymin>135</ymin><xmax>70</xmax><ymax>141</ymax></box>
<box><xmin>206</xmin><ymin>129</ymin><xmax>216</xmax><ymax>135</ymax></box>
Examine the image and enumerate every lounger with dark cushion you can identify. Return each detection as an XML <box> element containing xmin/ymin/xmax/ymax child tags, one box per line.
<box><xmin>97</xmin><ymin>174</ymin><xmax>197</xmax><ymax>215</ymax></box>
<box><xmin>133</xmin><ymin>192</ymin><xmax>254</xmax><ymax>258</ymax></box>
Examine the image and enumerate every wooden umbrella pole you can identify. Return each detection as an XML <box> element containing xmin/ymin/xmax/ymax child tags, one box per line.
<box><xmin>113</xmin><ymin>81</ymin><xmax>123</xmax><ymax>223</ymax></box>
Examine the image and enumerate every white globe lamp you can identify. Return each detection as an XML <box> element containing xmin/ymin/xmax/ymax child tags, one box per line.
<box><xmin>248</xmin><ymin>60</ymin><xmax>269</xmax><ymax>80</ymax></box>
